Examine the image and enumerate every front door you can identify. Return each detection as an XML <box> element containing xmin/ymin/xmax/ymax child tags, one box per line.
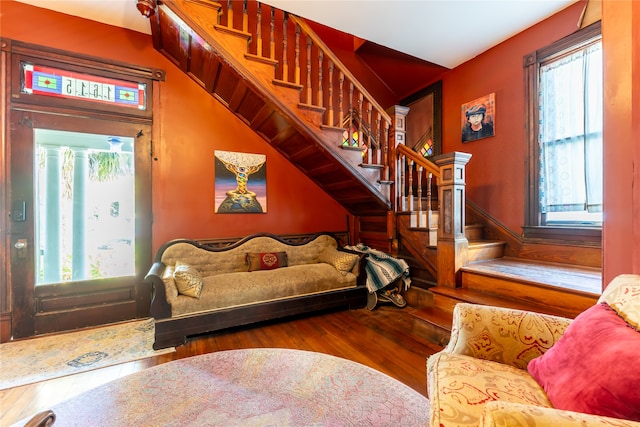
<box><xmin>8</xmin><ymin>110</ymin><xmax>152</xmax><ymax>338</ymax></box>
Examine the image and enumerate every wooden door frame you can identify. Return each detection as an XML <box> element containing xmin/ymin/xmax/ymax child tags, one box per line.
<box><xmin>1</xmin><ymin>38</ymin><xmax>164</xmax><ymax>340</ymax></box>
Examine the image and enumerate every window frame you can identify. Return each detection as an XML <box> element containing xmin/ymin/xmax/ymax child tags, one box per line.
<box><xmin>523</xmin><ymin>21</ymin><xmax>602</xmax><ymax>244</ymax></box>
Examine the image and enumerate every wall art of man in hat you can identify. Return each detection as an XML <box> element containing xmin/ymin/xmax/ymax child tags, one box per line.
<box><xmin>462</xmin><ymin>103</ymin><xmax>494</xmax><ymax>142</ymax></box>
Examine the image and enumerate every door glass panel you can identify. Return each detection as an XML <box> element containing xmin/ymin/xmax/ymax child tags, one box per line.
<box><xmin>34</xmin><ymin>129</ymin><xmax>135</xmax><ymax>285</ymax></box>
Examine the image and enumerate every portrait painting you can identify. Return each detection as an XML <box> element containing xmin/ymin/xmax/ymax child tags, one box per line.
<box><xmin>214</xmin><ymin>150</ymin><xmax>267</xmax><ymax>213</ymax></box>
<box><xmin>461</xmin><ymin>93</ymin><xmax>495</xmax><ymax>143</ymax></box>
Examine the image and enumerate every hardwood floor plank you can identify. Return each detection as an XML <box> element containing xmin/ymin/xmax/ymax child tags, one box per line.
<box><xmin>0</xmin><ymin>306</ymin><xmax>440</xmax><ymax>426</ymax></box>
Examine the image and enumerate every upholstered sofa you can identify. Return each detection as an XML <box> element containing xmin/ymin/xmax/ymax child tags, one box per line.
<box><xmin>145</xmin><ymin>232</ymin><xmax>367</xmax><ymax>349</ymax></box>
<box><xmin>427</xmin><ymin>274</ymin><xmax>640</xmax><ymax>427</ymax></box>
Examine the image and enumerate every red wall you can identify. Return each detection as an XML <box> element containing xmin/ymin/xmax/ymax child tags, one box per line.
<box><xmin>437</xmin><ymin>2</ymin><xmax>586</xmax><ymax>233</ymax></box>
<box><xmin>2</xmin><ymin>1</ymin><xmax>350</xmax><ymax>254</ymax></box>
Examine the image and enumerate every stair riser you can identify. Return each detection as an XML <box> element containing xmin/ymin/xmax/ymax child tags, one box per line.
<box><xmin>404</xmin><ymin>287</ymin><xmax>434</xmax><ymax>309</ymax></box>
<box><xmin>462</xmin><ymin>272</ymin><xmax>597</xmax><ymax>317</ymax></box>
<box><xmin>468</xmin><ymin>244</ymin><xmax>505</xmax><ymax>263</ymax></box>
<box><xmin>412</xmin><ymin>320</ymin><xmax>450</xmax><ymax>348</ymax></box>
<box><xmin>431</xmin><ymin>293</ymin><xmax>463</xmax><ymax>315</ymax></box>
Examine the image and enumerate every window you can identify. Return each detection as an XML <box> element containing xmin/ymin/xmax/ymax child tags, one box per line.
<box><xmin>524</xmin><ymin>22</ymin><xmax>602</xmax><ymax>242</ymax></box>
<box><xmin>35</xmin><ymin>130</ymin><xmax>136</xmax><ymax>284</ymax></box>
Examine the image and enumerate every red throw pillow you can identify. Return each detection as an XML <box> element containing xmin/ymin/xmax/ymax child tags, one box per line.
<box><xmin>246</xmin><ymin>252</ymin><xmax>288</xmax><ymax>272</ymax></box>
<box><xmin>527</xmin><ymin>303</ymin><xmax>640</xmax><ymax>420</ymax></box>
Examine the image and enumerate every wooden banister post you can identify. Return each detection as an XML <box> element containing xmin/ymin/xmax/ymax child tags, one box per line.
<box><xmin>434</xmin><ymin>152</ymin><xmax>472</xmax><ymax>288</ymax></box>
<box><xmin>387</xmin><ymin>105</ymin><xmax>410</xmax><ymax>212</ymax></box>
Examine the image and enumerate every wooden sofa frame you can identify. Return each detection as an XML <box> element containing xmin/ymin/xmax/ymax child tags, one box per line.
<box><xmin>145</xmin><ymin>232</ymin><xmax>368</xmax><ymax>349</ymax></box>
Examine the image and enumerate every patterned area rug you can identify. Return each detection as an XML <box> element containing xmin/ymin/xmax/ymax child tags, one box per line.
<box><xmin>37</xmin><ymin>348</ymin><xmax>430</xmax><ymax>426</ymax></box>
<box><xmin>0</xmin><ymin>318</ymin><xmax>174</xmax><ymax>390</ymax></box>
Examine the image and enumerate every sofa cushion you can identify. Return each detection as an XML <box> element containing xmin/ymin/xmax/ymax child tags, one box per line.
<box><xmin>598</xmin><ymin>274</ymin><xmax>640</xmax><ymax>330</ymax></box>
<box><xmin>173</xmin><ymin>261</ymin><xmax>204</xmax><ymax>298</ymax></box>
<box><xmin>246</xmin><ymin>251</ymin><xmax>288</xmax><ymax>271</ymax></box>
<box><xmin>427</xmin><ymin>352</ymin><xmax>552</xmax><ymax>427</ymax></box>
<box><xmin>479</xmin><ymin>401</ymin><xmax>640</xmax><ymax>427</ymax></box>
<box><xmin>170</xmin><ymin>263</ymin><xmax>357</xmax><ymax>317</ymax></box>
<box><xmin>318</xmin><ymin>249</ymin><xmax>359</xmax><ymax>276</ymax></box>
<box><xmin>527</xmin><ymin>302</ymin><xmax>640</xmax><ymax>421</ymax></box>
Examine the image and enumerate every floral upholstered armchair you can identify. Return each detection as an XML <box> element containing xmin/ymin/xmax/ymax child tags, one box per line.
<box><xmin>427</xmin><ymin>274</ymin><xmax>640</xmax><ymax>427</ymax></box>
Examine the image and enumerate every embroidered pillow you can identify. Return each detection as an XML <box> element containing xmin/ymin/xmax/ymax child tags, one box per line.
<box><xmin>318</xmin><ymin>249</ymin><xmax>359</xmax><ymax>276</ymax></box>
<box><xmin>527</xmin><ymin>303</ymin><xmax>640</xmax><ymax>421</ymax></box>
<box><xmin>246</xmin><ymin>252</ymin><xmax>288</xmax><ymax>272</ymax></box>
<box><xmin>173</xmin><ymin>261</ymin><xmax>204</xmax><ymax>298</ymax></box>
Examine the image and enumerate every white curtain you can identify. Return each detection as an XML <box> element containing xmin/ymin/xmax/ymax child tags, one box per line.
<box><xmin>539</xmin><ymin>41</ymin><xmax>602</xmax><ymax>213</ymax></box>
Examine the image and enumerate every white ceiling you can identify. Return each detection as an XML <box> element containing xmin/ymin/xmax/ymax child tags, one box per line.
<box><xmin>16</xmin><ymin>0</ymin><xmax>577</xmax><ymax>68</ymax></box>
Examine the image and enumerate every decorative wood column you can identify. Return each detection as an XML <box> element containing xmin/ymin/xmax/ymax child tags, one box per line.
<box><xmin>434</xmin><ymin>152</ymin><xmax>472</xmax><ymax>288</ymax></box>
<box><xmin>387</xmin><ymin>105</ymin><xmax>409</xmax><ymax>254</ymax></box>
<box><xmin>387</xmin><ymin>105</ymin><xmax>409</xmax><ymax>210</ymax></box>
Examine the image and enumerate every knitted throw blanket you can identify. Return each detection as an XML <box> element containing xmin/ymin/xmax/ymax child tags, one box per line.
<box><xmin>345</xmin><ymin>243</ymin><xmax>411</xmax><ymax>293</ymax></box>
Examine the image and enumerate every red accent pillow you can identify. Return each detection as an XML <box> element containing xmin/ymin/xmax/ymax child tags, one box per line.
<box><xmin>527</xmin><ymin>303</ymin><xmax>640</xmax><ymax>420</ymax></box>
<box><xmin>246</xmin><ymin>252</ymin><xmax>288</xmax><ymax>272</ymax></box>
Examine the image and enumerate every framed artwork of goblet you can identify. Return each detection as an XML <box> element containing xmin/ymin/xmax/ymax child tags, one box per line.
<box><xmin>214</xmin><ymin>150</ymin><xmax>267</xmax><ymax>213</ymax></box>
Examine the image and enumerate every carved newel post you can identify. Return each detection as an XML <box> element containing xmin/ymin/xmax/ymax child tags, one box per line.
<box><xmin>434</xmin><ymin>152</ymin><xmax>472</xmax><ymax>288</ymax></box>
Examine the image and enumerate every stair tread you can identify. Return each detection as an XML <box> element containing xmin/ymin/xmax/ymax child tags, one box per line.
<box><xmin>468</xmin><ymin>240</ymin><xmax>505</xmax><ymax>247</ymax></box>
<box><xmin>462</xmin><ymin>257</ymin><xmax>601</xmax><ymax>294</ymax></box>
<box><xmin>430</xmin><ymin>286</ymin><xmax>584</xmax><ymax>317</ymax></box>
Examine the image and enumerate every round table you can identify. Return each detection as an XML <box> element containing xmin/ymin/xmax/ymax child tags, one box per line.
<box><xmin>42</xmin><ymin>348</ymin><xmax>430</xmax><ymax>426</ymax></box>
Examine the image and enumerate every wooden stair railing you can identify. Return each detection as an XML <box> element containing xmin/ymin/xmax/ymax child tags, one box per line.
<box><xmin>215</xmin><ymin>1</ymin><xmax>392</xmax><ymax>182</ymax></box>
<box><xmin>395</xmin><ymin>144</ymin><xmax>440</xmax><ymax>232</ymax></box>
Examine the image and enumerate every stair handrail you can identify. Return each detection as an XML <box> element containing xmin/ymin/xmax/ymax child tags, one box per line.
<box><xmin>396</xmin><ymin>144</ymin><xmax>440</xmax><ymax>180</ymax></box>
<box><xmin>214</xmin><ymin>1</ymin><xmax>392</xmax><ymax>174</ymax></box>
<box><xmin>290</xmin><ymin>16</ymin><xmax>392</xmax><ymax>127</ymax></box>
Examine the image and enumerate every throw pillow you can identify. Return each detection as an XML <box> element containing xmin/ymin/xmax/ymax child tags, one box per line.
<box><xmin>246</xmin><ymin>252</ymin><xmax>288</xmax><ymax>271</ymax></box>
<box><xmin>318</xmin><ymin>249</ymin><xmax>359</xmax><ymax>276</ymax></box>
<box><xmin>173</xmin><ymin>261</ymin><xmax>204</xmax><ymax>298</ymax></box>
<box><xmin>527</xmin><ymin>302</ymin><xmax>640</xmax><ymax>421</ymax></box>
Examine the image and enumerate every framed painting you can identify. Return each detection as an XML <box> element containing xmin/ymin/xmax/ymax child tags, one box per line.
<box><xmin>214</xmin><ymin>150</ymin><xmax>267</xmax><ymax>213</ymax></box>
<box><xmin>461</xmin><ymin>93</ymin><xmax>495</xmax><ymax>143</ymax></box>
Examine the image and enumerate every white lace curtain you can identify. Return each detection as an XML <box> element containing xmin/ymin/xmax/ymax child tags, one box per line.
<box><xmin>538</xmin><ymin>40</ymin><xmax>602</xmax><ymax>213</ymax></box>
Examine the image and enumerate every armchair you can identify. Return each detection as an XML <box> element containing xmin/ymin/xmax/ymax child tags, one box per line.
<box><xmin>427</xmin><ymin>274</ymin><xmax>640</xmax><ymax>426</ymax></box>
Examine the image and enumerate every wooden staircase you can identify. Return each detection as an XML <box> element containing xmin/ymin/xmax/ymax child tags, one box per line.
<box><xmin>146</xmin><ymin>0</ymin><xmax>392</xmax><ymax>218</ymax></box>
<box><xmin>141</xmin><ymin>0</ymin><xmax>604</xmax><ymax>348</ymax></box>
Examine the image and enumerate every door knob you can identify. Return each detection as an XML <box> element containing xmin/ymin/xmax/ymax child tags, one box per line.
<box><xmin>15</xmin><ymin>239</ymin><xmax>27</xmax><ymax>258</ymax></box>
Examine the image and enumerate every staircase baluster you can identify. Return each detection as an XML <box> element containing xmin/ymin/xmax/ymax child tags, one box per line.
<box><xmin>306</xmin><ymin>38</ymin><xmax>312</xmax><ymax>104</ymax></box>
<box><xmin>242</xmin><ymin>0</ymin><xmax>248</xmax><ymax>33</ymax></box>
<box><xmin>294</xmin><ymin>24</ymin><xmax>301</xmax><ymax>85</ymax></box>
<box><xmin>282</xmin><ymin>12</ymin><xmax>289</xmax><ymax>82</ymax></box>
<box><xmin>426</xmin><ymin>172</ymin><xmax>433</xmax><ymax>225</ymax></box>
<box><xmin>348</xmin><ymin>82</ymin><xmax>354</xmax><ymax>138</ymax></box>
<box><xmin>338</xmin><ymin>71</ymin><xmax>344</xmax><ymax>127</ymax></box>
<box><xmin>358</xmin><ymin>92</ymin><xmax>363</xmax><ymax>151</ymax></box>
<box><xmin>383</xmin><ymin>120</ymin><xmax>390</xmax><ymax>180</ymax></box>
<box><xmin>375</xmin><ymin>112</ymin><xmax>381</xmax><ymax>165</ymax></box>
<box><xmin>399</xmin><ymin>155</ymin><xmax>406</xmax><ymax>211</ymax></box>
<box><xmin>256</xmin><ymin>3</ymin><xmax>263</xmax><ymax>57</ymax></box>
<box><xmin>417</xmin><ymin>165</ymin><xmax>423</xmax><ymax>227</ymax></box>
<box><xmin>408</xmin><ymin>159</ymin><xmax>415</xmax><ymax>212</ymax></box>
<box><xmin>317</xmin><ymin>50</ymin><xmax>324</xmax><ymax>111</ymax></box>
<box><xmin>270</xmin><ymin>7</ymin><xmax>275</xmax><ymax>60</ymax></box>
<box><xmin>367</xmin><ymin>103</ymin><xmax>373</xmax><ymax>164</ymax></box>
<box><xmin>327</xmin><ymin>60</ymin><xmax>334</xmax><ymax>126</ymax></box>
<box><xmin>227</xmin><ymin>0</ymin><xmax>233</xmax><ymax>29</ymax></box>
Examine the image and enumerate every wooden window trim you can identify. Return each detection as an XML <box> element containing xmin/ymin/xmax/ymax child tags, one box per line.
<box><xmin>523</xmin><ymin>21</ymin><xmax>602</xmax><ymax>244</ymax></box>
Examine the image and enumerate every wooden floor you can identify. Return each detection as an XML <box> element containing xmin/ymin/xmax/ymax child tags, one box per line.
<box><xmin>0</xmin><ymin>306</ymin><xmax>441</xmax><ymax>426</ymax></box>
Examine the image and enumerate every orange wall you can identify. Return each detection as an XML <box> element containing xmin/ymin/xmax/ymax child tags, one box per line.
<box><xmin>2</xmin><ymin>1</ymin><xmax>350</xmax><ymax>254</ymax></box>
<box><xmin>437</xmin><ymin>2</ymin><xmax>586</xmax><ymax>233</ymax></box>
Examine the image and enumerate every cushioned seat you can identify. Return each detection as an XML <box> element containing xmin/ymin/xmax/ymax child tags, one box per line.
<box><xmin>427</xmin><ymin>274</ymin><xmax>640</xmax><ymax>427</ymax></box>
